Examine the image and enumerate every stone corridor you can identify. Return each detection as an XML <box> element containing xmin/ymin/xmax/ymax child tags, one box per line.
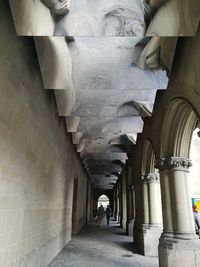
<box><xmin>1</xmin><ymin>1</ymin><xmax>200</xmax><ymax>267</ymax></box>
<box><xmin>48</xmin><ymin>220</ymin><xmax>158</xmax><ymax>267</ymax></box>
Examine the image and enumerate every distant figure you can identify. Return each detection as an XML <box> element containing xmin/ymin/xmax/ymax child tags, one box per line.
<box><xmin>193</xmin><ymin>204</ymin><xmax>200</xmax><ymax>237</ymax></box>
<box><xmin>97</xmin><ymin>204</ymin><xmax>105</xmax><ymax>228</ymax></box>
<box><xmin>105</xmin><ymin>205</ymin><xmax>112</xmax><ymax>226</ymax></box>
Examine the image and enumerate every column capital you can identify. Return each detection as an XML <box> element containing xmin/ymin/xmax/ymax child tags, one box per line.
<box><xmin>141</xmin><ymin>173</ymin><xmax>160</xmax><ymax>183</ymax></box>
<box><xmin>155</xmin><ymin>157</ymin><xmax>192</xmax><ymax>171</ymax></box>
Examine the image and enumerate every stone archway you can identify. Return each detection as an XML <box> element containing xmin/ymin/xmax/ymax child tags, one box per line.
<box><xmin>98</xmin><ymin>194</ymin><xmax>110</xmax><ymax>209</ymax></box>
<box><xmin>155</xmin><ymin>97</ymin><xmax>200</xmax><ymax>267</ymax></box>
<box><xmin>134</xmin><ymin>139</ymin><xmax>162</xmax><ymax>256</ymax></box>
<box><xmin>159</xmin><ymin>97</ymin><xmax>198</xmax><ymax>158</ymax></box>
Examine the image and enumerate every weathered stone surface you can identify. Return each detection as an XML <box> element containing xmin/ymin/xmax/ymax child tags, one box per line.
<box><xmin>54</xmin><ymin>0</ymin><xmax>145</xmax><ymax>36</ymax></box>
<box><xmin>66</xmin><ymin>117</ymin><xmax>143</xmax><ymax>133</ymax></box>
<box><xmin>68</xmin><ymin>37</ymin><xmax>168</xmax><ymax>91</ymax></box>
<box><xmin>81</xmin><ymin>152</ymin><xmax>128</xmax><ymax>161</ymax></box>
<box><xmin>0</xmin><ymin>3</ymin><xmax>90</xmax><ymax>266</ymax></box>
<box><xmin>41</xmin><ymin>0</ymin><xmax>71</xmax><ymax>15</ymax></box>
<box><xmin>77</xmin><ymin>133</ymin><xmax>137</xmax><ymax>145</ymax></box>
<box><xmin>55</xmin><ymin>89</ymin><xmax>155</xmax><ymax>116</ymax></box>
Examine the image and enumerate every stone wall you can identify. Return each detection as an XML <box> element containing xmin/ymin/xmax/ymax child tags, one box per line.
<box><xmin>71</xmin><ymin>157</ymin><xmax>88</xmax><ymax>235</ymax></box>
<box><xmin>0</xmin><ymin>1</ymin><xmax>89</xmax><ymax>266</ymax></box>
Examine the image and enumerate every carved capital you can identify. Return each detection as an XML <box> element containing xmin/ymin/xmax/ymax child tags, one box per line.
<box><xmin>141</xmin><ymin>173</ymin><xmax>160</xmax><ymax>183</ymax></box>
<box><xmin>146</xmin><ymin>173</ymin><xmax>160</xmax><ymax>183</ymax></box>
<box><xmin>155</xmin><ymin>157</ymin><xmax>192</xmax><ymax>171</ymax></box>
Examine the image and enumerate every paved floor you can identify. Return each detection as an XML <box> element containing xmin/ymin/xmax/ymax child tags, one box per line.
<box><xmin>48</xmin><ymin>220</ymin><xmax>159</xmax><ymax>267</ymax></box>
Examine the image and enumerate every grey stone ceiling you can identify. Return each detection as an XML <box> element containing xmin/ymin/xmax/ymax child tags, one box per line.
<box><xmin>33</xmin><ymin>10</ymin><xmax>169</xmax><ymax>190</ymax></box>
<box><xmin>9</xmin><ymin>0</ymin><xmax>185</xmax><ymax>190</ymax></box>
<box><xmin>54</xmin><ymin>0</ymin><xmax>145</xmax><ymax>36</ymax></box>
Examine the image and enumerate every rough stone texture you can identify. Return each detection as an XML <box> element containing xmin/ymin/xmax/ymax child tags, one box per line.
<box><xmin>76</xmin><ymin>133</ymin><xmax>137</xmax><ymax>145</ymax></box>
<box><xmin>142</xmin><ymin>225</ymin><xmax>162</xmax><ymax>256</ymax></box>
<box><xmin>159</xmin><ymin>244</ymin><xmax>200</xmax><ymax>267</ymax></box>
<box><xmin>68</xmin><ymin>37</ymin><xmax>168</xmax><ymax>91</ymax></box>
<box><xmin>48</xmin><ymin>221</ymin><xmax>159</xmax><ymax>267</ymax></box>
<box><xmin>41</xmin><ymin>0</ymin><xmax>71</xmax><ymax>15</ymax></box>
<box><xmin>54</xmin><ymin>0</ymin><xmax>145</xmax><ymax>36</ymax></box>
<box><xmin>0</xmin><ymin>2</ymin><xmax>90</xmax><ymax>266</ymax></box>
<box><xmin>133</xmin><ymin>224</ymin><xmax>162</xmax><ymax>257</ymax></box>
<box><xmin>55</xmin><ymin>89</ymin><xmax>156</xmax><ymax>116</ymax></box>
<box><xmin>66</xmin><ymin>117</ymin><xmax>144</xmax><ymax>133</ymax></box>
<box><xmin>128</xmin><ymin>220</ymin><xmax>134</xmax><ymax>236</ymax></box>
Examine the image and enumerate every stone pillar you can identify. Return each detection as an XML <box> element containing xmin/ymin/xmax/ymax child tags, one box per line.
<box><xmin>134</xmin><ymin>174</ymin><xmax>163</xmax><ymax>256</ymax></box>
<box><xmin>156</xmin><ymin>157</ymin><xmax>200</xmax><ymax>267</ymax></box>
<box><xmin>141</xmin><ymin>175</ymin><xmax>150</xmax><ymax>225</ymax></box>
<box><xmin>113</xmin><ymin>187</ymin><xmax>118</xmax><ymax>221</ymax></box>
<box><xmin>142</xmin><ymin>173</ymin><xmax>163</xmax><ymax>256</ymax></box>
<box><xmin>121</xmin><ymin>171</ymin><xmax>127</xmax><ymax>230</ymax></box>
<box><xmin>145</xmin><ymin>173</ymin><xmax>162</xmax><ymax>226</ymax></box>
<box><xmin>132</xmin><ymin>185</ymin><xmax>136</xmax><ymax>220</ymax></box>
<box><xmin>126</xmin><ymin>166</ymin><xmax>134</xmax><ymax>236</ymax></box>
<box><xmin>116</xmin><ymin>186</ymin><xmax>120</xmax><ymax>223</ymax></box>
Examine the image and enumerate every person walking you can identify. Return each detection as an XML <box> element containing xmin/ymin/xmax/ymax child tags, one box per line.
<box><xmin>105</xmin><ymin>205</ymin><xmax>112</xmax><ymax>226</ymax></box>
<box><xmin>193</xmin><ymin>204</ymin><xmax>200</xmax><ymax>237</ymax></box>
<box><xmin>97</xmin><ymin>204</ymin><xmax>105</xmax><ymax>228</ymax></box>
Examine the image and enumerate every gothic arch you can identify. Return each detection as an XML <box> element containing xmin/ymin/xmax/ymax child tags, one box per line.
<box><xmin>159</xmin><ymin>97</ymin><xmax>198</xmax><ymax>158</ymax></box>
<box><xmin>141</xmin><ymin>139</ymin><xmax>156</xmax><ymax>174</ymax></box>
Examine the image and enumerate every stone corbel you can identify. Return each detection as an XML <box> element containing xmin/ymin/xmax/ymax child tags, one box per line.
<box><xmin>138</xmin><ymin>37</ymin><xmax>162</xmax><ymax>70</ymax></box>
<box><xmin>72</xmin><ymin>132</ymin><xmax>83</xmax><ymax>145</ymax></box>
<box><xmin>34</xmin><ymin>37</ymin><xmax>74</xmax><ymax>90</ymax></box>
<box><xmin>138</xmin><ymin>37</ymin><xmax>177</xmax><ymax>76</ymax></box>
<box><xmin>41</xmin><ymin>0</ymin><xmax>71</xmax><ymax>15</ymax></box>
<box><xmin>77</xmin><ymin>144</ymin><xmax>85</xmax><ymax>153</ymax></box>
<box><xmin>54</xmin><ymin>89</ymin><xmax>75</xmax><ymax>116</ymax></box>
<box><xmin>9</xmin><ymin>0</ymin><xmax>54</xmax><ymax>35</ymax></box>
<box><xmin>155</xmin><ymin>157</ymin><xmax>192</xmax><ymax>172</ymax></box>
<box><xmin>65</xmin><ymin>117</ymin><xmax>80</xmax><ymax>132</ymax></box>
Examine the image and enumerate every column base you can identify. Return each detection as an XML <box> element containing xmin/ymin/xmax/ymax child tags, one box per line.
<box><xmin>134</xmin><ymin>224</ymin><xmax>162</xmax><ymax>256</ymax></box>
<box><xmin>159</xmin><ymin>232</ymin><xmax>200</xmax><ymax>267</ymax></box>
<box><xmin>122</xmin><ymin>218</ymin><xmax>126</xmax><ymax>230</ymax></box>
<box><xmin>126</xmin><ymin>219</ymin><xmax>135</xmax><ymax>236</ymax></box>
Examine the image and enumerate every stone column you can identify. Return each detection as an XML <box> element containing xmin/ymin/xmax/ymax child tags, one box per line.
<box><xmin>117</xmin><ymin>190</ymin><xmax>120</xmax><ymax>223</ymax></box>
<box><xmin>145</xmin><ymin>173</ymin><xmax>162</xmax><ymax>226</ymax></box>
<box><xmin>132</xmin><ymin>185</ymin><xmax>136</xmax><ymax>221</ymax></box>
<box><xmin>121</xmin><ymin>171</ymin><xmax>127</xmax><ymax>230</ymax></box>
<box><xmin>133</xmin><ymin>179</ymin><xmax>144</xmax><ymax>253</ymax></box>
<box><xmin>126</xmin><ymin>166</ymin><xmax>133</xmax><ymax>235</ymax></box>
<box><xmin>113</xmin><ymin>189</ymin><xmax>116</xmax><ymax>220</ymax></box>
<box><xmin>139</xmin><ymin>173</ymin><xmax>163</xmax><ymax>256</ymax></box>
<box><xmin>141</xmin><ymin>175</ymin><xmax>149</xmax><ymax>225</ymax></box>
<box><xmin>156</xmin><ymin>157</ymin><xmax>200</xmax><ymax>267</ymax></box>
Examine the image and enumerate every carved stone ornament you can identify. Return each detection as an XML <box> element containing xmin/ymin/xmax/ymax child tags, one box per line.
<box><xmin>141</xmin><ymin>173</ymin><xmax>160</xmax><ymax>183</ymax></box>
<box><xmin>41</xmin><ymin>0</ymin><xmax>70</xmax><ymax>15</ymax></box>
<box><xmin>155</xmin><ymin>157</ymin><xmax>192</xmax><ymax>171</ymax></box>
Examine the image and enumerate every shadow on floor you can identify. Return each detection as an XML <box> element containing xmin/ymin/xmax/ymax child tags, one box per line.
<box><xmin>48</xmin><ymin>221</ymin><xmax>159</xmax><ymax>267</ymax></box>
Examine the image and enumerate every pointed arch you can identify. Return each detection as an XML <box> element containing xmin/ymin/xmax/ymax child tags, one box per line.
<box><xmin>159</xmin><ymin>97</ymin><xmax>198</xmax><ymax>158</ymax></box>
<box><xmin>141</xmin><ymin>139</ymin><xmax>156</xmax><ymax>175</ymax></box>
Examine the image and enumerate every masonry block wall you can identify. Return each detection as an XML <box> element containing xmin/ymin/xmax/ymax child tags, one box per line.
<box><xmin>71</xmin><ymin>156</ymin><xmax>88</xmax><ymax>235</ymax></box>
<box><xmin>0</xmin><ymin>2</ymin><xmax>89</xmax><ymax>266</ymax></box>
